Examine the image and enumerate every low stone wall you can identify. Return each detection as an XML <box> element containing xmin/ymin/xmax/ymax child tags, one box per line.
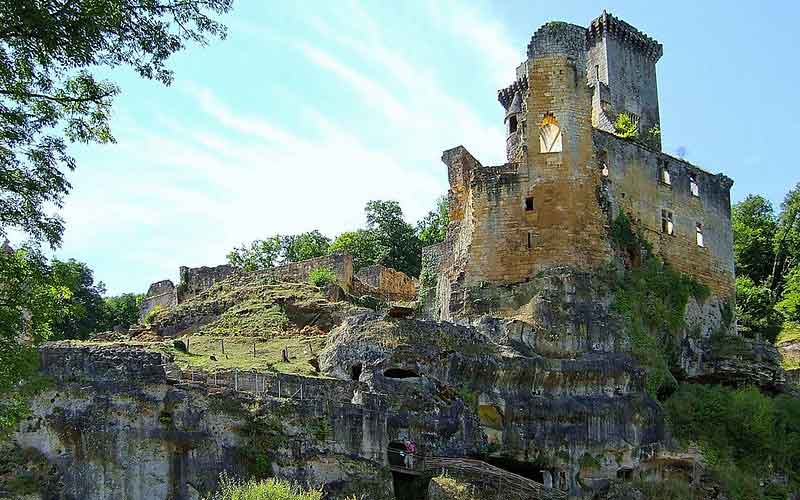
<box><xmin>268</xmin><ymin>253</ymin><xmax>353</xmax><ymax>291</ymax></box>
<box><xmin>40</xmin><ymin>342</ymin><xmax>168</xmax><ymax>387</ymax></box>
<box><xmin>178</xmin><ymin>264</ymin><xmax>235</xmax><ymax>302</ymax></box>
<box><xmin>353</xmin><ymin>264</ymin><xmax>418</xmax><ymax>301</ymax></box>
<box><xmin>138</xmin><ymin>280</ymin><xmax>177</xmax><ymax>320</ymax></box>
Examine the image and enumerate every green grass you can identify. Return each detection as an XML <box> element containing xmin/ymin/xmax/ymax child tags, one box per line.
<box><xmin>777</xmin><ymin>321</ymin><xmax>800</xmax><ymax>345</ymax></box>
<box><xmin>205</xmin><ymin>473</ymin><xmax>322</xmax><ymax>500</ymax></box>
<box><xmin>165</xmin><ymin>334</ymin><xmax>328</xmax><ymax>376</ymax></box>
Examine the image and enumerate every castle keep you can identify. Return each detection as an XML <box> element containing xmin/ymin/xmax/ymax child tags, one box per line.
<box><xmin>423</xmin><ymin>12</ymin><xmax>735</xmax><ymax>323</ymax></box>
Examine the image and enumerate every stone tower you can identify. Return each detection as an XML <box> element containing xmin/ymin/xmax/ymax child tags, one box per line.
<box><xmin>586</xmin><ymin>11</ymin><xmax>663</xmax><ymax>149</ymax></box>
<box><xmin>421</xmin><ymin>12</ymin><xmax>734</xmax><ymax>324</ymax></box>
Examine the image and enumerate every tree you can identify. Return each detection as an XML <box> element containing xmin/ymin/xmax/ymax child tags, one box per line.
<box><xmin>733</xmin><ymin>195</ymin><xmax>777</xmax><ymax>284</ymax></box>
<box><xmin>227</xmin><ymin>236</ymin><xmax>282</xmax><ymax>272</ymax></box>
<box><xmin>328</xmin><ymin>230</ymin><xmax>380</xmax><ymax>273</ymax></box>
<box><xmin>416</xmin><ymin>196</ymin><xmax>449</xmax><ymax>247</ymax></box>
<box><xmin>49</xmin><ymin>259</ymin><xmax>107</xmax><ymax>340</ymax></box>
<box><xmin>0</xmin><ymin>0</ymin><xmax>232</xmax><ymax>248</ymax></box>
<box><xmin>770</xmin><ymin>184</ymin><xmax>800</xmax><ymax>297</ymax></box>
<box><xmin>0</xmin><ymin>246</ymin><xmax>71</xmax><ymax>433</ymax></box>
<box><xmin>777</xmin><ymin>267</ymin><xmax>800</xmax><ymax>323</ymax></box>
<box><xmin>736</xmin><ymin>276</ymin><xmax>784</xmax><ymax>342</ymax></box>
<box><xmin>101</xmin><ymin>293</ymin><xmax>143</xmax><ymax>331</ymax></box>
<box><xmin>282</xmin><ymin>231</ymin><xmax>330</xmax><ymax>263</ymax></box>
<box><xmin>365</xmin><ymin>200</ymin><xmax>421</xmax><ymax>277</ymax></box>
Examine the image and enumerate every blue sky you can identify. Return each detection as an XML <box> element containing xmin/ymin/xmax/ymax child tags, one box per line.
<box><xmin>43</xmin><ymin>0</ymin><xmax>799</xmax><ymax>295</ymax></box>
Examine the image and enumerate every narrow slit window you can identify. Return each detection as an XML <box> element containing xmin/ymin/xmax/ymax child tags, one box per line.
<box><xmin>594</xmin><ymin>65</ymin><xmax>600</xmax><ymax>81</ymax></box>
<box><xmin>525</xmin><ymin>196</ymin><xmax>534</xmax><ymax>211</ymax></box>
<box><xmin>660</xmin><ymin>166</ymin><xmax>671</xmax><ymax>185</ymax></box>
<box><xmin>598</xmin><ymin>150</ymin><xmax>609</xmax><ymax>177</ymax></box>
<box><xmin>661</xmin><ymin>209</ymin><xmax>674</xmax><ymax>235</ymax></box>
<box><xmin>696</xmin><ymin>223</ymin><xmax>704</xmax><ymax>247</ymax></box>
<box><xmin>527</xmin><ymin>232</ymin><xmax>532</xmax><ymax>249</ymax></box>
<box><xmin>689</xmin><ymin>173</ymin><xmax>699</xmax><ymax>197</ymax></box>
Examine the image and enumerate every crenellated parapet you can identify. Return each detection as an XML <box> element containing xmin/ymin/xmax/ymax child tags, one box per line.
<box><xmin>497</xmin><ymin>76</ymin><xmax>528</xmax><ymax>110</ymax></box>
<box><xmin>587</xmin><ymin>10</ymin><xmax>662</xmax><ymax>62</ymax></box>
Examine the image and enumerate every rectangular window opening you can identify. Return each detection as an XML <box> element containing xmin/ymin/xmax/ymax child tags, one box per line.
<box><xmin>696</xmin><ymin>223</ymin><xmax>704</xmax><ymax>247</ymax></box>
<box><xmin>689</xmin><ymin>173</ymin><xmax>699</xmax><ymax>197</ymax></box>
<box><xmin>594</xmin><ymin>65</ymin><xmax>600</xmax><ymax>81</ymax></box>
<box><xmin>525</xmin><ymin>196</ymin><xmax>534</xmax><ymax>211</ymax></box>
<box><xmin>661</xmin><ymin>166</ymin><xmax>671</xmax><ymax>186</ymax></box>
<box><xmin>661</xmin><ymin>209</ymin><xmax>674</xmax><ymax>236</ymax></box>
<box><xmin>527</xmin><ymin>232</ymin><xmax>532</xmax><ymax>249</ymax></box>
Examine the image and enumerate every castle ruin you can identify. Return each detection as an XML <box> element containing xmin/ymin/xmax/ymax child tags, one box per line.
<box><xmin>422</xmin><ymin>11</ymin><xmax>734</xmax><ymax>324</ymax></box>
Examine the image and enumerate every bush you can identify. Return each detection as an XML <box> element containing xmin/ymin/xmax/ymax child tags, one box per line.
<box><xmin>664</xmin><ymin>384</ymin><xmax>800</xmax><ymax>499</ymax></box>
<box><xmin>206</xmin><ymin>473</ymin><xmax>322</xmax><ymax>500</ymax></box>
<box><xmin>308</xmin><ymin>267</ymin><xmax>337</xmax><ymax>288</ymax></box>
<box><xmin>613</xmin><ymin>112</ymin><xmax>639</xmax><ymax>139</ymax></box>
<box><xmin>143</xmin><ymin>304</ymin><xmax>164</xmax><ymax>325</ymax></box>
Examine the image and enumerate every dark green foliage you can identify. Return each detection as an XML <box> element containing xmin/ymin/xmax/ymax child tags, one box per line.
<box><xmin>736</xmin><ymin>276</ymin><xmax>784</xmax><ymax>341</ymax></box>
<box><xmin>365</xmin><ymin>200</ymin><xmax>422</xmax><ymax>277</ymax></box>
<box><xmin>611</xmin><ymin>212</ymin><xmax>709</xmax><ymax>398</ymax></box>
<box><xmin>49</xmin><ymin>259</ymin><xmax>107</xmax><ymax>340</ymax></box>
<box><xmin>328</xmin><ymin>229</ymin><xmax>380</xmax><ymax>272</ymax></box>
<box><xmin>0</xmin><ymin>248</ymin><xmax>68</xmax><ymax>433</ymax></box>
<box><xmin>227</xmin><ymin>231</ymin><xmax>331</xmax><ymax>272</ymax></box>
<box><xmin>665</xmin><ymin>384</ymin><xmax>800</xmax><ymax>499</ymax></box>
<box><xmin>0</xmin><ymin>0</ymin><xmax>232</xmax><ymax>248</ymax></box>
<box><xmin>227</xmin><ymin>236</ymin><xmax>282</xmax><ymax>271</ymax></box>
<box><xmin>417</xmin><ymin>195</ymin><xmax>449</xmax><ymax>247</ymax></box>
<box><xmin>733</xmin><ymin>195</ymin><xmax>778</xmax><ymax>284</ymax></box>
<box><xmin>100</xmin><ymin>293</ymin><xmax>143</xmax><ymax>331</ymax></box>
<box><xmin>732</xmin><ymin>186</ymin><xmax>800</xmax><ymax>343</ymax></box>
<box><xmin>240</xmin><ymin>411</ymin><xmax>288</xmax><ymax>477</ymax></box>
<box><xmin>282</xmin><ymin>231</ymin><xmax>330</xmax><ymax>263</ymax></box>
<box><xmin>308</xmin><ymin>267</ymin><xmax>336</xmax><ymax>287</ymax></box>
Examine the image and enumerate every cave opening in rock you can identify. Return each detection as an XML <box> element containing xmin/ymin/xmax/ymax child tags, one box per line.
<box><xmin>391</xmin><ymin>471</ymin><xmax>429</xmax><ymax>500</ymax></box>
<box><xmin>350</xmin><ymin>363</ymin><xmax>362</xmax><ymax>381</ymax></box>
<box><xmin>483</xmin><ymin>456</ymin><xmax>546</xmax><ymax>483</ymax></box>
<box><xmin>383</xmin><ymin>368</ymin><xmax>419</xmax><ymax>379</ymax></box>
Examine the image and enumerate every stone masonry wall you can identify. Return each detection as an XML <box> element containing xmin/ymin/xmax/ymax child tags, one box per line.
<box><xmin>178</xmin><ymin>264</ymin><xmax>235</xmax><ymax>302</ymax></box>
<box><xmin>268</xmin><ymin>253</ymin><xmax>353</xmax><ymax>292</ymax></box>
<box><xmin>594</xmin><ymin>130</ymin><xmax>735</xmax><ymax>297</ymax></box>
<box><xmin>139</xmin><ymin>280</ymin><xmax>177</xmax><ymax>321</ymax></box>
<box><xmin>354</xmin><ymin>264</ymin><xmax>418</xmax><ymax>302</ymax></box>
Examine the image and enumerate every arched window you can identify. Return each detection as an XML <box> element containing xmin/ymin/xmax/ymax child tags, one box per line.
<box><xmin>539</xmin><ymin>114</ymin><xmax>562</xmax><ymax>153</ymax></box>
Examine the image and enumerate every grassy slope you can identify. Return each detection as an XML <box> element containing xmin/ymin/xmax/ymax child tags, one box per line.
<box><xmin>164</xmin><ymin>334</ymin><xmax>328</xmax><ymax>376</ymax></box>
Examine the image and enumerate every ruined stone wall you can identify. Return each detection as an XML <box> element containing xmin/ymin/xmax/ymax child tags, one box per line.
<box><xmin>268</xmin><ymin>253</ymin><xmax>353</xmax><ymax>291</ymax></box>
<box><xmin>138</xmin><ymin>280</ymin><xmax>177</xmax><ymax>320</ymax></box>
<box><xmin>594</xmin><ymin>130</ymin><xmax>735</xmax><ymax>297</ymax></box>
<box><xmin>353</xmin><ymin>264</ymin><xmax>417</xmax><ymax>302</ymax></box>
<box><xmin>178</xmin><ymin>264</ymin><xmax>235</xmax><ymax>302</ymax></box>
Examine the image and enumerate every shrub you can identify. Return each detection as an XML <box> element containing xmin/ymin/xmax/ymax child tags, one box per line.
<box><xmin>143</xmin><ymin>304</ymin><xmax>164</xmax><ymax>325</ymax></box>
<box><xmin>613</xmin><ymin>112</ymin><xmax>639</xmax><ymax>139</ymax></box>
<box><xmin>206</xmin><ymin>473</ymin><xmax>322</xmax><ymax>500</ymax></box>
<box><xmin>308</xmin><ymin>267</ymin><xmax>337</xmax><ymax>288</ymax></box>
<box><xmin>610</xmin><ymin>212</ymin><xmax>709</xmax><ymax>398</ymax></box>
<box><xmin>664</xmin><ymin>384</ymin><xmax>800</xmax><ymax>499</ymax></box>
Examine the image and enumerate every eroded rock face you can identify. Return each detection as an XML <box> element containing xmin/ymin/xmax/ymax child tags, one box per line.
<box><xmin>319</xmin><ymin>312</ymin><xmax>663</xmax><ymax>496</ymax></box>
<box><xmin>14</xmin><ymin>343</ymin><xmax>396</xmax><ymax>500</ymax></box>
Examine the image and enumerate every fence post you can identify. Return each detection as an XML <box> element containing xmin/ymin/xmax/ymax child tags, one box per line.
<box><xmin>300</xmin><ymin>382</ymin><xmax>303</xmax><ymax>400</ymax></box>
<box><xmin>278</xmin><ymin>378</ymin><xmax>281</xmax><ymax>398</ymax></box>
<box><xmin>235</xmin><ymin>369</ymin><xmax>238</xmax><ymax>392</ymax></box>
<box><xmin>191</xmin><ymin>369</ymin><xmax>194</xmax><ymax>382</ymax></box>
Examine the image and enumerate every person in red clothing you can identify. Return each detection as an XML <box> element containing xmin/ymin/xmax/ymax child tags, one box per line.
<box><xmin>404</xmin><ymin>440</ymin><xmax>417</xmax><ymax>468</ymax></box>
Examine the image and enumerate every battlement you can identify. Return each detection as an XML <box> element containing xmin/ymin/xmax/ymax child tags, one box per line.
<box><xmin>498</xmin><ymin>76</ymin><xmax>527</xmax><ymax>110</ymax></box>
<box><xmin>587</xmin><ymin>11</ymin><xmax>662</xmax><ymax>62</ymax></box>
<box><xmin>526</xmin><ymin>21</ymin><xmax>587</xmax><ymax>59</ymax></box>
